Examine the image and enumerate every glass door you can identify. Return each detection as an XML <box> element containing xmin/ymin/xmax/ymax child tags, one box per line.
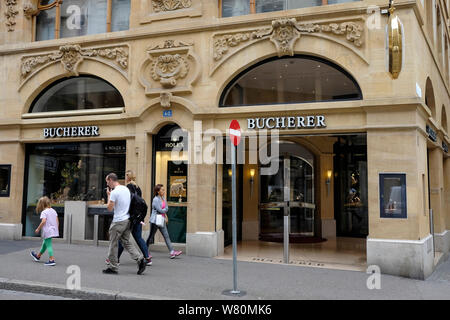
<box><xmin>259</xmin><ymin>155</ymin><xmax>315</xmax><ymax>241</ymax></box>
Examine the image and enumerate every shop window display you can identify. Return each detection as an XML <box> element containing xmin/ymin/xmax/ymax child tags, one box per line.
<box><xmin>0</xmin><ymin>165</ymin><xmax>11</xmax><ymax>197</ymax></box>
<box><xmin>23</xmin><ymin>141</ymin><xmax>126</xmax><ymax>237</ymax></box>
<box><xmin>334</xmin><ymin>135</ymin><xmax>368</xmax><ymax>237</ymax></box>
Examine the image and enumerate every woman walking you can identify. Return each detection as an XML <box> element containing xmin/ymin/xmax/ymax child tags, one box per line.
<box><xmin>146</xmin><ymin>184</ymin><xmax>182</xmax><ymax>259</ymax></box>
<box><xmin>30</xmin><ymin>196</ymin><xmax>59</xmax><ymax>266</ymax></box>
<box><xmin>116</xmin><ymin>170</ymin><xmax>152</xmax><ymax>266</ymax></box>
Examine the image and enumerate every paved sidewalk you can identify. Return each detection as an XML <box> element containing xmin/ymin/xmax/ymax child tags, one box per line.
<box><xmin>0</xmin><ymin>240</ymin><xmax>450</xmax><ymax>300</ymax></box>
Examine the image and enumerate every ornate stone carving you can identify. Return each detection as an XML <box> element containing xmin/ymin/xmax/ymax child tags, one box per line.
<box><xmin>269</xmin><ymin>18</ymin><xmax>300</xmax><ymax>56</ymax></box>
<box><xmin>139</xmin><ymin>40</ymin><xmax>200</xmax><ymax>96</ymax></box>
<box><xmin>151</xmin><ymin>54</ymin><xmax>189</xmax><ymax>88</ymax></box>
<box><xmin>20</xmin><ymin>44</ymin><xmax>130</xmax><ymax>88</ymax></box>
<box><xmin>213</xmin><ymin>33</ymin><xmax>252</xmax><ymax>61</ymax></box>
<box><xmin>152</xmin><ymin>0</ymin><xmax>192</xmax><ymax>12</ymax></box>
<box><xmin>213</xmin><ymin>18</ymin><xmax>364</xmax><ymax>63</ymax></box>
<box><xmin>5</xmin><ymin>0</ymin><xmax>19</xmax><ymax>32</ymax></box>
<box><xmin>160</xmin><ymin>92</ymin><xmax>173</xmax><ymax>108</ymax></box>
<box><xmin>23</xmin><ymin>1</ymin><xmax>38</xmax><ymax>19</ymax></box>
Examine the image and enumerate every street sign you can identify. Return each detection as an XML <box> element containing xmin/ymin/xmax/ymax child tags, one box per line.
<box><xmin>229</xmin><ymin>120</ymin><xmax>241</xmax><ymax>147</ymax></box>
<box><xmin>222</xmin><ymin>120</ymin><xmax>246</xmax><ymax>297</ymax></box>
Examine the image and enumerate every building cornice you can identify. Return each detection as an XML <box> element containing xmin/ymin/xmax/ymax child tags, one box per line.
<box><xmin>0</xmin><ymin>1</ymin><xmax>416</xmax><ymax>56</ymax></box>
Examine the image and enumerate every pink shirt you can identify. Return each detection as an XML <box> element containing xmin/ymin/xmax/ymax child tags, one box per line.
<box><xmin>40</xmin><ymin>208</ymin><xmax>59</xmax><ymax>239</ymax></box>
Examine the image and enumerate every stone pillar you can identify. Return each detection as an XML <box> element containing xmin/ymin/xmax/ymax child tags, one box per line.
<box><xmin>366</xmin><ymin>126</ymin><xmax>434</xmax><ymax>280</ymax></box>
<box><xmin>64</xmin><ymin>201</ymin><xmax>88</xmax><ymax>243</ymax></box>
<box><xmin>428</xmin><ymin>147</ymin><xmax>448</xmax><ymax>253</ymax></box>
<box><xmin>186</xmin><ymin>162</ymin><xmax>222</xmax><ymax>257</ymax></box>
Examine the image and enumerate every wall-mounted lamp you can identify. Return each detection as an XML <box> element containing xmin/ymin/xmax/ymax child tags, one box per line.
<box><xmin>326</xmin><ymin>170</ymin><xmax>332</xmax><ymax>195</ymax></box>
<box><xmin>228</xmin><ymin>169</ymin><xmax>232</xmax><ymax>177</ymax></box>
<box><xmin>250</xmin><ymin>168</ymin><xmax>255</xmax><ymax>198</ymax></box>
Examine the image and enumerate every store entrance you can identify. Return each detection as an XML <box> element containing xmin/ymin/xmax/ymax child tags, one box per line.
<box><xmin>259</xmin><ymin>154</ymin><xmax>315</xmax><ymax>242</ymax></box>
<box><xmin>218</xmin><ymin>135</ymin><xmax>368</xmax><ymax>271</ymax></box>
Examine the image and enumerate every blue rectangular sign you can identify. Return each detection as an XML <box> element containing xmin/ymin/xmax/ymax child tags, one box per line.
<box><xmin>163</xmin><ymin>110</ymin><xmax>173</xmax><ymax>118</ymax></box>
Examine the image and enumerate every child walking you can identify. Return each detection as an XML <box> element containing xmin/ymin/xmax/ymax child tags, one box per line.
<box><xmin>30</xmin><ymin>196</ymin><xmax>59</xmax><ymax>266</ymax></box>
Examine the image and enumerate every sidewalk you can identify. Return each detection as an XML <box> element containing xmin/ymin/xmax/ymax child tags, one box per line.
<box><xmin>0</xmin><ymin>240</ymin><xmax>450</xmax><ymax>300</ymax></box>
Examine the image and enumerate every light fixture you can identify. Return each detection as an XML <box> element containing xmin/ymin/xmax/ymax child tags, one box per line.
<box><xmin>326</xmin><ymin>170</ymin><xmax>332</xmax><ymax>195</ymax></box>
<box><xmin>250</xmin><ymin>168</ymin><xmax>256</xmax><ymax>198</ymax></box>
<box><xmin>228</xmin><ymin>169</ymin><xmax>232</xmax><ymax>177</ymax></box>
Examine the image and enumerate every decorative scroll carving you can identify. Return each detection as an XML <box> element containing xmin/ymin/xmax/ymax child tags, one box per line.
<box><xmin>152</xmin><ymin>0</ymin><xmax>192</xmax><ymax>12</ymax></box>
<box><xmin>152</xmin><ymin>54</ymin><xmax>189</xmax><ymax>88</ymax></box>
<box><xmin>5</xmin><ymin>0</ymin><xmax>19</xmax><ymax>31</ymax></box>
<box><xmin>23</xmin><ymin>2</ymin><xmax>38</xmax><ymax>19</ymax></box>
<box><xmin>213</xmin><ymin>18</ymin><xmax>364</xmax><ymax>62</ymax></box>
<box><xmin>20</xmin><ymin>44</ymin><xmax>130</xmax><ymax>88</ymax></box>
<box><xmin>213</xmin><ymin>33</ymin><xmax>252</xmax><ymax>62</ymax></box>
<box><xmin>139</xmin><ymin>40</ymin><xmax>200</xmax><ymax>97</ymax></box>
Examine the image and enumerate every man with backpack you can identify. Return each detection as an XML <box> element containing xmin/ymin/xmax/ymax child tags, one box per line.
<box><xmin>116</xmin><ymin>170</ymin><xmax>152</xmax><ymax>266</ymax></box>
<box><xmin>103</xmin><ymin>172</ymin><xmax>146</xmax><ymax>275</ymax></box>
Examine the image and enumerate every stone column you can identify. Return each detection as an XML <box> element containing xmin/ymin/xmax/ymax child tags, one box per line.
<box><xmin>428</xmin><ymin>147</ymin><xmax>448</xmax><ymax>254</ymax></box>
<box><xmin>366</xmin><ymin>125</ymin><xmax>434</xmax><ymax>280</ymax></box>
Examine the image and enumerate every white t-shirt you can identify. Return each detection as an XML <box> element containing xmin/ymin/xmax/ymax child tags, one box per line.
<box><xmin>109</xmin><ymin>185</ymin><xmax>131</xmax><ymax>223</ymax></box>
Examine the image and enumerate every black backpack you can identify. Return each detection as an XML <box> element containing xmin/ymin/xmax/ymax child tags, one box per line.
<box><xmin>128</xmin><ymin>189</ymin><xmax>148</xmax><ymax>226</ymax></box>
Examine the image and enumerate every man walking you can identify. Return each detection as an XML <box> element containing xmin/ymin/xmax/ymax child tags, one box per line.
<box><xmin>102</xmin><ymin>173</ymin><xmax>146</xmax><ymax>275</ymax></box>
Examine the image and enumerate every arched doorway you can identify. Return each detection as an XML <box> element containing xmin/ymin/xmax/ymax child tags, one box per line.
<box><xmin>151</xmin><ymin>124</ymin><xmax>188</xmax><ymax>244</ymax></box>
<box><xmin>218</xmin><ymin>55</ymin><xmax>367</xmax><ymax>270</ymax></box>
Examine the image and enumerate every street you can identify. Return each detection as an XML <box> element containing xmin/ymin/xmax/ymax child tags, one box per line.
<box><xmin>0</xmin><ymin>240</ymin><xmax>449</xmax><ymax>300</ymax></box>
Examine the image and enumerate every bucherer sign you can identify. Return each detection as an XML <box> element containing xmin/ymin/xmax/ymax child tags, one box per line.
<box><xmin>247</xmin><ymin>116</ymin><xmax>326</xmax><ymax>130</ymax></box>
<box><xmin>44</xmin><ymin>126</ymin><xmax>100</xmax><ymax>138</ymax></box>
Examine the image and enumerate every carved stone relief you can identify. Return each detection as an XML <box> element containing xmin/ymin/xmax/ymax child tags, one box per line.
<box><xmin>23</xmin><ymin>1</ymin><xmax>38</xmax><ymax>19</ymax></box>
<box><xmin>140</xmin><ymin>0</ymin><xmax>201</xmax><ymax>24</ymax></box>
<box><xmin>5</xmin><ymin>0</ymin><xmax>19</xmax><ymax>32</ymax></box>
<box><xmin>152</xmin><ymin>0</ymin><xmax>192</xmax><ymax>12</ymax></box>
<box><xmin>20</xmin><ymin>44</ymin><xmax>130</xmax><ymax>89</ymax></box>
<box><xmin>212</xmin><ymin>18</ymin><xmax>365</xmax><ymax>74</ymax></box>
<box><xmin>139</xmin><ymin>40</ymin><xmax>200</xmax><ymax>108</ymax></box>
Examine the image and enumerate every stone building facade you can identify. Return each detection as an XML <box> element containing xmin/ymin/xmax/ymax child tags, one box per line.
<box><xmin>0</xmin><ymin>0</ymin><xmax>449</xmax><ymax>279</ymax></box>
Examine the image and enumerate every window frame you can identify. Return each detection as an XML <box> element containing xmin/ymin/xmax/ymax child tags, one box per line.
<box><xmin>379</xmin><ymin>173</ymin><xmax>408</xmax><ymax>219</ymax></box>
<box><xmin>219</xmin><ymin>55</ymin><xmax>363</xmax><ymax>108</ymax></box>
<box><xmin>0</xmin><ymin>165</ymin><xmax>12</xmax><ymax>198</ymax></box>
<box><xmin>219</xmin><ymin>0</ymin><xmax>332</xmax><ymax>17</ymax></box>
<box><xmin>33</xmin><ymin>0</ymin><xmax>116</xmax><ymax>41</ymax></box>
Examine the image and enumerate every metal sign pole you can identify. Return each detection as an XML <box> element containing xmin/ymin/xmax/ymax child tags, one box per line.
<box><xmin>231</xmin><ymin>143</ymin><xmax>240</xmax><ymax>295</ymax></box>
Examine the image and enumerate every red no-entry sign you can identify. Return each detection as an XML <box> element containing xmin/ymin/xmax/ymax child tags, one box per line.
<box><xmin>229</xmin><ymin>120</ymin><xmax>241</xmax><ymax>147</ymax></box>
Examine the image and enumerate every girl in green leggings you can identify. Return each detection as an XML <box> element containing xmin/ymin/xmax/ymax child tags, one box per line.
<box><xmin>30</xmin><ymin>197</ymin><xmax>59</xmax><ymax>266</ymax></box>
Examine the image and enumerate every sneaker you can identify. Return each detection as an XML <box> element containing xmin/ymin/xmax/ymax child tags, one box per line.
<box><xmin>137</xmin><ymin>258</ymin><xmax>146</xmax><ymax>275</ymax></box>
<box><xmin>44</xmin><ymin>260</ymin><xmax>56</xmax><ymax>266</ymax></box>
<box><xmin>102</xmin><ymin>268</ymin><xmax>118</xmax><ymax>274</ymax></box>
<box><xmin>105</xmin><ymin>258</ymin><xmax>119</xmax><ymax>266</ymax></box>
<box><xmin>170</xmin><ymin>250</ymin><xmax>182</xmax><ymax>259</ymax></box>
<box><xmin>146</xmin><ymin>257</ymin><xmax>152</xmax><ymax>266</ymax></box>
<box><xmin>30</xmin><ymin>251</ymin><xmax>40</xmax><ymax>262</ymax></box>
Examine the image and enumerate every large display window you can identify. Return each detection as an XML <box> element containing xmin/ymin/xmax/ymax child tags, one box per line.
<box><xmin>23</xmin><ymin>141</ymin><xmax>126</xmax><ymax>237</ymax></box>
<box><xmin>153</xmin><ymin>124</ymin><xmax>188</xmax><ymax>243</ymax></box>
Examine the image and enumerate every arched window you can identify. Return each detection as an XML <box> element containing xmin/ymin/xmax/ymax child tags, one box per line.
<box><xmin>425</xmin><ymin>78</ymin><xmax>436</xmax><ymax>118</ymax></box>
<box><xmin>29</xmin><ymin>76</ymin><xmax>125</xmax><ymax>113</ymax></box>
<box><xmin>220</xmin><ymin>56</ymin><xmax>362</xmax><ymax>107</ymax></box>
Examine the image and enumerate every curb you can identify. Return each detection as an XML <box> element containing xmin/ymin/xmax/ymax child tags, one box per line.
<box><xmin>0</xmin><ymin>277</ymin><xmax>176</xmax><ymax>300</ymax></box>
